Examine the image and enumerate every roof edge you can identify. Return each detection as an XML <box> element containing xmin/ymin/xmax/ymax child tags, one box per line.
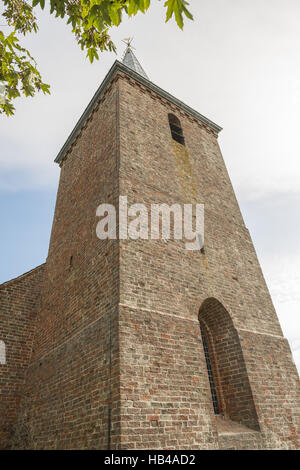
<box><xmin>0</xmin><ymin>263</ymin><xmax>46</xmax><ymax>289</ymax></box>
<box><xmin>55</xmin><ymin>60</ymin><xmax>222</xmax><ymax>164</ymax></box>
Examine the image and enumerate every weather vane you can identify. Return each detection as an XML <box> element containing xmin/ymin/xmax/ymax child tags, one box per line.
<box><xmin>122</xmin><ymin>37</ymin><xmax>135</xmax><ymax>51</ymax></box>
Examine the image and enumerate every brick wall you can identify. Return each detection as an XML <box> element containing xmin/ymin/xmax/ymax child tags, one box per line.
<box><xmin>117</xmin><ymin>73</ymin><xmax>300</xmax><ymax>449</ymax></box>
<box><xmin>239</xmin><ymin>330</ymin><xmax>300</xmax><ymax>449</ymax></box>
<box><xmin>2</xmin><ymin>65</ymin><xmax>299</xmax><ymax>449</ymax></box>
<box><xmin>0</xmin><ymin>265</ymin><xmax>45</xmax><ymax>449</ymax></box>
<box><xmin>12</xmin><ymin>79</ymin><xmax>121</xmax><ymax>449</ymax></box>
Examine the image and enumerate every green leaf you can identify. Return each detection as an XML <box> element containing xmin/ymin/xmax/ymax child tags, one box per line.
<box><xmin>182</xmin><ymin>1</ymin><xmax>193</xmax><ymax>20</ymax></box>
<box><xmin>1</xmin><ymin>0</ymin><xmax>193</xmax><ymax>116</ymax></box>
<box><xmin>164</xmin><ymin>0</ymin><xmax>193</xmax><ymax>29</ymax></box>
<box><xmin>107</xmin><ymin>4</ymin><xmax>121</xmax><ymax>26</ymax></box>
<box><xmin>87</xmin><ymin>48</ymin><xmax>94</xmax><ymax>63</ymax></box>
<box><xmin>128</xmin><ymin>0</ymin><xmax>139</xmax><ymax>16</ymax></box>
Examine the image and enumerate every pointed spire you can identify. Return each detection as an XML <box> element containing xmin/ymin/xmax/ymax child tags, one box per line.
<box><xmin>122</xmin><ymin>38</ymin><xmax>149</xmax><ymax>80</ymax></box>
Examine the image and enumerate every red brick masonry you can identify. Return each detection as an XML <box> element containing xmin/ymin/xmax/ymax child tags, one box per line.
<box><xmin>0</xmin><ymin>62</ymin><xmax>299</xmax><ymax>449</ymax></box>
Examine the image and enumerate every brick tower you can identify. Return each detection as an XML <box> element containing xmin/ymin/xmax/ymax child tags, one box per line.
<box><xmin>1</xmin><ymin>46</ymin><xmax>299</xmax><ymax>450</ymax></box>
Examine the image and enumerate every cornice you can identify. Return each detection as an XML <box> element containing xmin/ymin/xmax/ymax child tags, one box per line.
<box><xmin>55</xmin><ymin>60</ymin><xmax>222</xmax><ymax>165</ymax></box>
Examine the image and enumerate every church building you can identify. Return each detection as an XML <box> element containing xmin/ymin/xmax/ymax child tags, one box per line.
<box><xmin>0</xmin><ymin>44</ymin><xmax>299</xmax><ymax>450</ymax></box>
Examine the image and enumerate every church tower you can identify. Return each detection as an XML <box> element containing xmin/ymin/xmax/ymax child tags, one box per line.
<box><xmin>1</xmin><ymin>45</ymin><xmax>299</xmax><ymax>450</ymax></box>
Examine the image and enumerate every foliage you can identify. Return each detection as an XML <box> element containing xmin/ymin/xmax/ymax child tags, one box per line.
<box><xmin>0</xmin><ymin>0</ymin><xmax>193</xmax><ymax>115</ymax></box>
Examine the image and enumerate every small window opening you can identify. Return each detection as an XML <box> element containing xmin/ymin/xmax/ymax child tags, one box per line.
<box><xmin>0</xmin><ymin>340</ymin><xmax>6</xmax><ymax>365</ymax></box>
<box><xmin>200</xmin><ymin>325</ymin><xmax>220</xmax><ymax>415</ymax></box>
<box><xmin>168</xmin><ymin>113</ymin><xmax>185</xmax><ymax>146</ymax></box>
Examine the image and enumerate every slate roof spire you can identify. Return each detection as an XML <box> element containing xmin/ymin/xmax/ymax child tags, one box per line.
<box><xmin>122</xmin><ymin>38</ymin><xmax>149</xmax><ymax>80</ymax></box>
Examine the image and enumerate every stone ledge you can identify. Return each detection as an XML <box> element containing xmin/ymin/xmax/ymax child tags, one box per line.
<box><xmin>216</xmin><ymin>415</ymin><xmax>260</xmax><ymax>436</ymax></box>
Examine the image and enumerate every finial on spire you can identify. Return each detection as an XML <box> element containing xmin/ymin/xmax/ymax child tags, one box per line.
<box><xmin>122</xmin><ymin>37</ymin><xmax>134</xmax><ymax>51</ymax></box>
<box><xmin>121</xmin><ymin>38</ymin><xmax>149</xmax><ymax>80</ymax></box>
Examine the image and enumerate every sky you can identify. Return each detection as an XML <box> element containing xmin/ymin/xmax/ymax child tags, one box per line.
<box><xmin>0</xmin><ymin>1</ymin><xmax>299</xmax><ymax>374</ymax></box>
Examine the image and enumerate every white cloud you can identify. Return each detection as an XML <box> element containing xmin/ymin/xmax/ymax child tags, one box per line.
<box><xmin>1</xmin><ymin>1</ymin><xmax>300</xmax><ymax>198</ymax></box>
<box><xmin>261</xmin><ymin>252</ymin><xmax>300</xmax><ymax>375</ymax></box>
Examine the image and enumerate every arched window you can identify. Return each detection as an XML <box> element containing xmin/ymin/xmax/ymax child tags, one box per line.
<box><xmin>0</xmin><ymin>340</ymin><xmax>6</xmax><ymax>365</ymax></box>
<box><xmin>168</xmin><ymin>113</ymin><xmax>185</xmax><ymax>146</ymax></box>
<box><xmin>200</xmin><ymin>325</ymin><xmax>220</xmax><ymax>415</ymax></box>
<box><xmin>199</xmin><ymin>298</ymin><xmax>260</xmax><ymax>431</ymax></box>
